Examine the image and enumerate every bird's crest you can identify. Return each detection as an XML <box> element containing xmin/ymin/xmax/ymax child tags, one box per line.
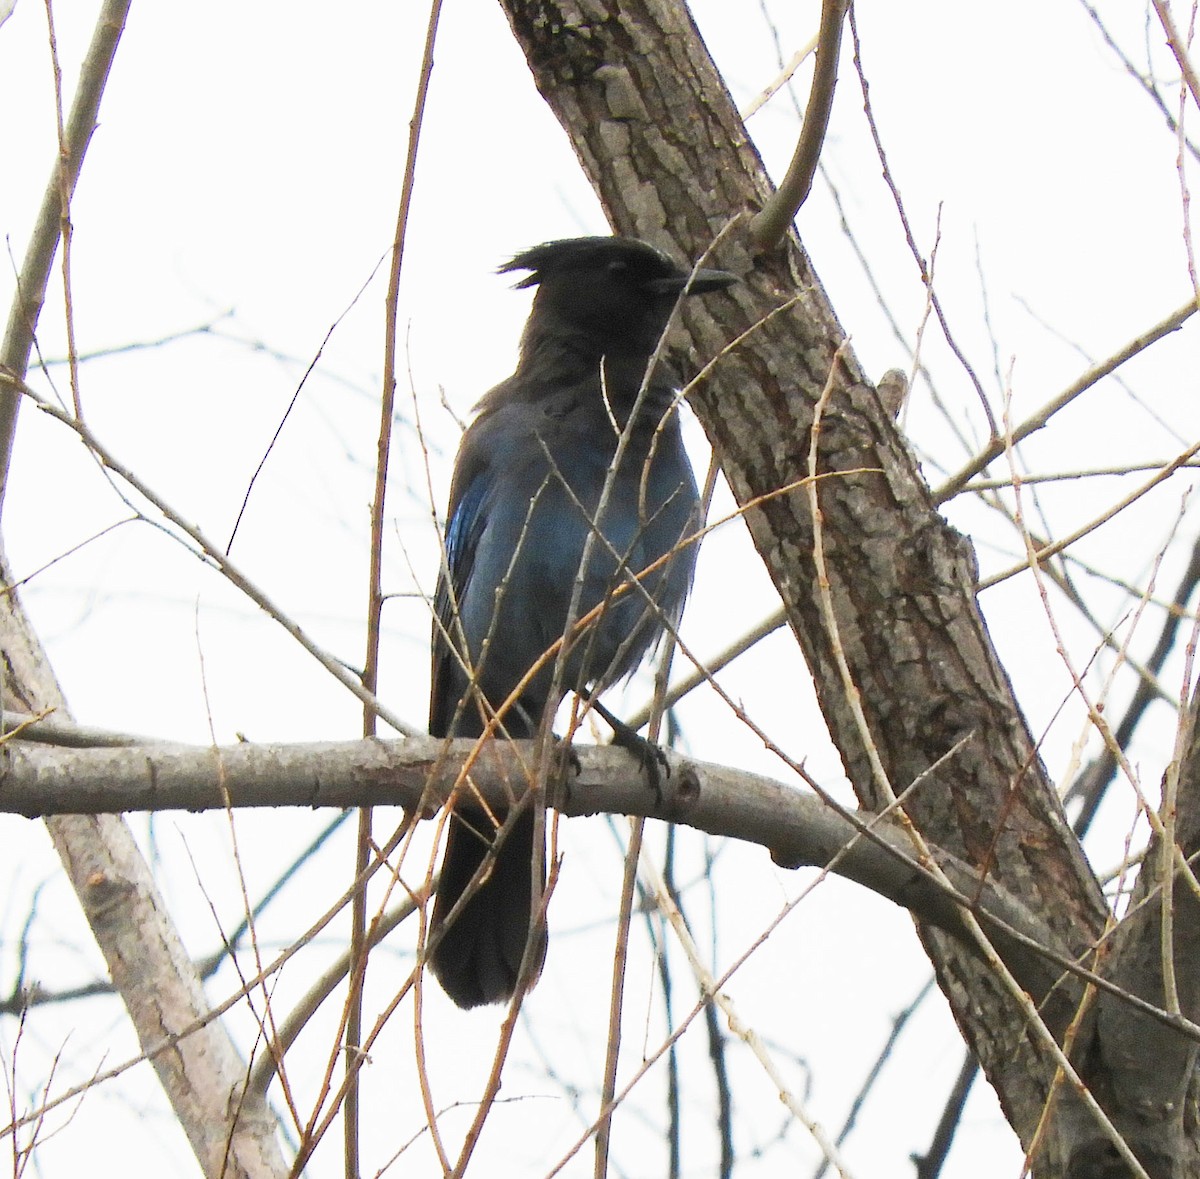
<box><xmin>500</xmin><ymin>236</ymin><xmax>681</xmax><ymax>289</ymax></box>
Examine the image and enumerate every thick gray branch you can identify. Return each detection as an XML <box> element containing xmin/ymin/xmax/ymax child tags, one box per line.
<box><xmin>497</xmin><ymin>1</ymin><xmax>1113</xmax><ymax>1169</ymax></box>
<box><xmin>0</xmin><ymin>732</ymin><xmax>1110</xmax><ymax>1023</ymax></box>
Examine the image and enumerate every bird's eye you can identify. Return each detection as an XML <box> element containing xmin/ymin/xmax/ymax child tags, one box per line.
<box><xmin>606</xmin><ymin>259</ymin><xmax>628</xmax><ymax>275</ymax></box>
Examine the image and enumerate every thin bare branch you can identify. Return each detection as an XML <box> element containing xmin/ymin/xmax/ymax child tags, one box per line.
<box><xmin>740</xmin><ymin>34</ymin><xmax>817</xmax><ymax>120</ymax></box>
<box><xmin>0</xmin><ymin>0</ymin><xmax>129</xmax><ymax>511</ymax></box>
<box><xmin>978</xmin><ymin>439</ymin><xmax>1200</xmax><ymax>591</ymax></box>
<box><xmin>347</xmin><ymin>2</ymin><xmax>444</xmax><ymax>1167</ymax></box>
<box><xmin>848</xmin><ymin>6</ymin><xmax>997</xmax><ymax>436</ymax></box>
<box><xmin>0</xmin><ymin>369</ymin><xmax>418</xmax><ymax>738</ymax></box>
<box><xmin>1077</xmin><ymin>0</ymin><xmax>1200</xmax><ymax>162</ymax></box>
<box><xmin>1154</xmin><ymin>0</ymin><xmax>1200</xmax><ymax>115</ymax></box>
<box><xmin>935</xmin><ymin>297</ymin><xmax>1199</xmax><ymax>504</ymax></box>
<box><xmin>1068</xmin><ymin>533</ymin><xmax>1200</xmax><ymax>833</ymax></box>
<box><xmin>749</xmin><ymin>0</ymin><xmax>848</xmax><ymax>249</ymax></box>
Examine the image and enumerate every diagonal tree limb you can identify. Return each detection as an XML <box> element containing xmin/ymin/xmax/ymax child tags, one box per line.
<box><xmin>0</xmin><ymin>4</ymin><xmax>285</xmax><ymax>1175</ymax></box>
<box><xmin>1068</xmin><ymin>531</ymin><xmax>1200</xmax><ymax>835</ymax></box>
<box><xmin>0</xmin><ymin>554</ymin><xmax>287</xmax><ymax>1178</ymax></box>
<box><xmin>0</xmin><ymin>1</ymin><xmax>124</xmax><ymax>511</ymax></box>
<box><xmin>493</xmin><ymin>0</ymin><xmax>1139</xmax><ymax>1170</ymax></box>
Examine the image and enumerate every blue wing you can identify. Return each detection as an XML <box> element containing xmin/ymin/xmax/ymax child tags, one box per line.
<box><xmin>429</xmin><ymin>465</ymin><xmax>490</xmax><ymax>737</ymax></box>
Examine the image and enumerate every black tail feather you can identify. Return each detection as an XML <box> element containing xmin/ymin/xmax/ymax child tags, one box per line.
<box><xmin>428</xmin><ymin>805</ymin><xmax>546</xmax><ymax>1008</ymax></box>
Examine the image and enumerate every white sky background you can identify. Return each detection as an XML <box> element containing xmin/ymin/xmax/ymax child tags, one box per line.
<box><xmin>1</xmin><ymin>1</ymin><xmax>1198</xmax><ymax>1176</ymax></box>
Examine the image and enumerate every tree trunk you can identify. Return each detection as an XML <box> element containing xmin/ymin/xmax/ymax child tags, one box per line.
<box><xmin>497</xmin><ymin>1</ymin><xmax>1196</xmax><ymax>1172</ymax></box>
<box><xmin>0</xmin><ymin>551</ymin><xmax>287</xmax><ymax>1178</ymax></box>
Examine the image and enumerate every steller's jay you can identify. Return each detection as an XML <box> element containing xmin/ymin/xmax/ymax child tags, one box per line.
<box><xmin>427</xmin><ymin>236</ymin><xmax>735</xmax><ymax>1008</ymax></box>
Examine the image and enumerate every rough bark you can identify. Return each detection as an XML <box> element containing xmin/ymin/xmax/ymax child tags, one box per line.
<box><xmin>1072</xmin><ymin>683</ymin><xmax>1200</xmax><ymax>1177</ymax></box>
<box><xmin>495</xmin><ymin>0</ymin><xmax>1155</xmax><ymax>1171</ymax></box>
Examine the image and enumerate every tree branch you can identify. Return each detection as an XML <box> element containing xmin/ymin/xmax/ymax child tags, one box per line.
<box><xmin>0</xmin><ymin>0</ymin><xmax>128</xmax><ymax>512</ymax></box>
<box><xmin>0</xmin><ymin>730</ymin><xmax>1166</xmax><ymax>1035</ymax></box>
<box><xmin>0</xmin><ymin>4</ymin><xmax>286</xmax><ymax>1172</ymax></box>
<box><xmin>497</xmin><ymin>0</ymin><xmax>1114</xmax><ymax>1166</ymax></box>
<box><xmin>748</xmin><ymin>0</ymin><xmax>847</xmax><ymax>250</ymax></box>
<box><xmin>933</xmin><ymin>296</ymin><xmax>1199</xmax><ymax>505</ymax></box>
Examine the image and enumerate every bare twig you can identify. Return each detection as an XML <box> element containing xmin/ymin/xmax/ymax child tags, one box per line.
<box><xmin>749</xmin><ymin>0</ymin><xmax>848</xmax><ymax>249</ymax></box>
<box><xmin>226</xmin><ymin>270</ymin><xmax>384</xmax><ymax>556</ymax></box>
<box><xmin>346</xmin><ymin>2</ymin><xmax>444</xmax><ymax>1168</ymax></box>
<box><xmin>978</xmin><ymin>439</ymin><xmax>1200</xmax><ymax>591</ymax></box>
<box><xmin>961</xmin><ymin>461</ymin><xmax>1200</xmax><ymax>490</ymax></box>
<box><xmin>1154</xmin><ymin>0</ymin><xmax>1200</xmax><ymax>115</ymax></box>
<box><xmin>41</xmin><ymin>0</ymin><xmax>83</xmax><ymax>421</ymax></box>
<box><xmin>741</xmin><ymin>35</ymin><xmax>818</xmax><ymax>120</ymax></box>
<box><xmin>595</xmin><ymin>819</ymin><xmax>645</xmax><ymax>1179</ymax></box>
<box><xmin>911</xmin><ymin>1052</ymin><xmax>977</xmax><ymax>1179</ymax></box>
<box><xmin>245</xmin><ymin>891</ymin><xmax>418</xmax><ymax>1102</ymax></box>
<box><xmin>641</xmin><ymin>849</ymin><xmax>856</xmax><ymax>1177</ymax></box>
<box><xmin>935</xmin><ymin>297</ymin><xmax>1199</xmax><ymax>504</ymax></box>
<box><xmin>626</xmin><ymin>608</ymin><xmax>787</xmax><ymax>728</ymax></box>
<box><xmin>1068</xmin><ymin>533</ymin><xmax>1200</xmax><ymax>832</ymax></box>
<box><xmin>0</xmin><ymin>0</ymin><xmax>130</xmax><ymax>510</ymax></box>
<box><xmin>0</xmin><ymin>709</ymin><xmax>163</xmax><ymax>748</ymax></box>
<box><xmin>813</xmin><ymin>977</ymin><xmax>936</xmax><ymax>1179</ymax></box>
<box><xmin>848</xmin><ymin>7</ymin><xmax>997</xmax><ymax>437</ymax></box>
<box><xmin>1077</xmin><ymin>0</ymin><xmax>1200</xmax><ymax>162</ymax></box>
<box><xmin>0</xmin><ymin>370</ymin><xmax>418</xmax><ymax>738</ymax></box>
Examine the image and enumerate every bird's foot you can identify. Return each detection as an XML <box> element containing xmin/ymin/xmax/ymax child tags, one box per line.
<box><xmin>549</xmin><ymin>736</ymin><xmax>582</xmax><ymax>809</ymax></box>
<box><xmin>551</xmin><ymin>738</ymin><xmax>582</xmax><ymax>779</ymax></box>
<box><xmin>591</xmin><ymin>701</ymin><xmax>669</xmax><ymax>805</ymax></box>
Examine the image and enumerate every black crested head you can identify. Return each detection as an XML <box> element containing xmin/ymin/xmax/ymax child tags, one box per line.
<box><xmin>501</xmin><ymin>237</ymin><xmax>736</xmax><ymax>360</ymax></box>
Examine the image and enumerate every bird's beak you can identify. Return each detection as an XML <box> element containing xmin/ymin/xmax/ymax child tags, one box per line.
<box><xmin>646</xmin><ymin>268</ymin><xmax>738</xmax><ymax>298</ymax></box>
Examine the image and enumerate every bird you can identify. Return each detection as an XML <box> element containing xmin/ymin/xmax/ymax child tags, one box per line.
<box><xmin>427</xmin><ymin>235</ymin><xmax>736</xmax><ymax>1008</ymax></box>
